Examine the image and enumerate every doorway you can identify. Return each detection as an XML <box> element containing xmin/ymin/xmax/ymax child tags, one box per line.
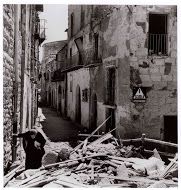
<box><xmin>90</xmin><ymin>93</ymin><xmax>97</xmax><ymax>131</ymax></box>
<box><xmin>58</xmin><ymin>85</ymin><xmax>62</xmax><ymax>115</ymax></box>
<box><xmin>164</xmin><ymin>116</ymin><xmax>177</xmax><ymax>143</ymax></box>
<box><xmin>106</xmin><ymin>108</ymin><xmax>115</xmax><ymax>136</ymax></box>
<box><xmin>75</xmin><ymin>85</ymin><xmax>81</xmax><ymax>124</ymax></box>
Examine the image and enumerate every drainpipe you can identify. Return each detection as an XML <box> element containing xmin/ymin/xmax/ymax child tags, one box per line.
<box><xmin>12</xmin><ymin>5</ymin><xmax>20</xmax><ymax>162</ymax></box>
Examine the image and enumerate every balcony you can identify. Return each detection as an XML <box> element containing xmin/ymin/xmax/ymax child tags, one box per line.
<box><xmin>34</xmin><ymin>19</ymin><xmax>46</xmax><ymax>44</ymax></box>
<box><xmin>148</xmin><ymin>33</ymin><xmax>168</xmax><ymax>56</ymax></box>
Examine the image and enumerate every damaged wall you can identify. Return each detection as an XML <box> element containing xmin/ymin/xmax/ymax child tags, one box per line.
<box><xmin>100</xmin><ymin>5</ymin><xmax>177</xmax><ymax>139</ymax></box>
<box><xmin>66</xmin><ymin>5</ymin><xmax>177</xmax><ymax>140</ymax></box>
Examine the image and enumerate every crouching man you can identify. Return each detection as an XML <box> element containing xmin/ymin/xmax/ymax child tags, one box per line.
<box><xmin>13</xmin><ymin>129</ymin><xmax>46</xmax><ymax>170</ymax></box>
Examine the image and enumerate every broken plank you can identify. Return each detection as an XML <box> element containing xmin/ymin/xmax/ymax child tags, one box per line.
<box><xmin>105</xmin><ymin>160</ymin><xmax>119</xmax><ymax>168</ymax></box>
<box><xmin>55</xmin><ymin>178</ymin><xmax>88</xmax><ymax>188</ymax></box>
<box><xmin>87</xmin><ymin>130</ymin><xmax>114</xmax><ymax>147</ymax></box>
<box><xmin>13</xmin><ymin>170</ymin><xmax>47</xmax><ymax>187</ymax></box>
<box><xmin>144</xmin><ymin>149</ymin><xmax>175</xmax><ymax>158</ymax></box>
<box><xmin>78</xmin><ymin>134</ymin><xmax>101</xmax><ymax>138</ymax></box>
<box><xmin>41</xmin><ymin>153</ymin><xmax>108</xmax><ymax>170</ymax></box>
<box><xmin>4</xmin><ymin>164</ymin><xmax>24</xmax><ymax>187</ymax></box>
<box><xmin>71</xmin><ymin>116</ymin><xmax>111</xmax><ymax>154</ymax></box>
<box><xmin>23</xmin><ymin>177</ymin><xmax>57</xmax><ymax>188</ymax></box>
<box><xmin>160</xmin><ymin>153</ymin><xmax>178</xmax><ymax>178</ymax></box>
<box><xmin>144</xmin><ymin>138</ymin><xmax>177</xmax><ymax>148</ymax></box>
<box><xmin>108</xmin><ymin>156</ymin><xmax>135</xmax><ymax>163</ymax></box>
<box><xmin>96</xmin><ymin>174</ymin><xmax>178</xmax><ymax>186</ymax></box>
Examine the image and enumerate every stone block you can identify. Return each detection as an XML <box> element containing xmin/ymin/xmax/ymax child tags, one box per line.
<box><xmin>154</xmin><ymin>59</ymin><xmax>164</xmax><ymax>66</ymax></box>
<box><xmin>130</xmin><ymin>61</ymin><xmax>139</xmax><ymax>68</ymax></box>
<box><xmin>150</xmin><ymin>67</ymin><xmax>160</xmax><ymax>74</ymax></box>
<box><xmin>173</xmin><ymin>74</ymin><xmax>177</xmax><ymax>82</ymax></box>
<box><xmin>141</xmin><ymin>80</ymin><xmax>153</xmax><ymax>87</ymax></box>
<box><xmin>139</xmin><ymin>67</ymin><xmax>149</xmax><ymax>74</ymax></box>
<box><xmin>150</xmin><ymin>75</ymin><xmax>161</xmax><ymax>82</ymax></box>
<box><xmin>171</xmin><ymin>65</ymin><xmax>177</xmax><ymax>74</ymax></box>
<box><xmin>135</xmin><ymin>48</ymin><xmax>147</xmax><ymax>57</ymax></box>
<box><xmin>165</xmin><ymin>97</ymin><xmax>176</xmax><ymax>104</ymax></box>
<box><xmin>171</xmin><ymin>50</ymin><xmax>177</xmax><ymax>58</ymax></box>
<box><xmin>129</xmin><ymin>56</ymin><xmax>138</xmax><ymax>62</ymax></box>
<box><xmin>162</xmin><ymin>75</ymin><xmax>173</xmax><ymax>81</ymax></box>
<box><xmin>153</xmin><ymin>81</ymin><xmax>167</xmax><ymax>90</ymax></box>
<box><xmin>167</xmin><ymin>81</ymin><xmax>177</xmax><ymax>90</ymax></box>
<box><xmin>140</xmin><ymin>74</ymin><xmax>150</xmax><ymax>81</ymax></box>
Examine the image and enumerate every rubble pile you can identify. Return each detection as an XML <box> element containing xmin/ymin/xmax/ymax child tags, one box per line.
<box><xmin>4</xmin><ymin>131</ymin><xmax>178</xmax><ymax>188</ymax></box>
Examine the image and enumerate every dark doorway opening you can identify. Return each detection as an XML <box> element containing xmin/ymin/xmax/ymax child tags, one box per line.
<box><xmin>49</xmin><ymin>92</ymin><xmax>51</xmax><ymax>106</ymax></box>
<box><xmin>90</xmin><ymin>93</ymin><xmax>97</xmax><ymax>131</ymax></box>
<box><xmin>106</xmin><ymin>68</ymin><xmax>115</xmax><ymax>105</ymax></box>
<box><xmin>58</xmin><ymin>85</ymin><xmax>62</xmax><ymax>115</ymax></box>
<box><xmin>164</xmin><ymin>116</ymin><xmax>177</xmax><ymax>143</ymax></box>
<box><xmin>106</xmin><ymin>108</ymin><xmax>115</xmax><ymax>136</ymax></box>
<box><xmin>75</xmin><ymin>85</ymin><xmax>81</xmax><ymax>124</ymax></box>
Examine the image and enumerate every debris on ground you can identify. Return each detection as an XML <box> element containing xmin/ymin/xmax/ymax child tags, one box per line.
<box><xmin>4</xmin><ymin>118</ymin><xmax>178</xmax><ymax>188</ymax></box>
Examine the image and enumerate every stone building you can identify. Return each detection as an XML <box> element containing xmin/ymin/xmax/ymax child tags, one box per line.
<box><xmin>51</xmin><ymin>43</ymin><xmax>68</xmax><ymax>116</ymax></box>
<box><xmin>3</xmin><ymin>4</ymin><xmax>45</xmax><ymax>171</ymax></box>
<box><xmin>40</xmin><ymin>40</ymin><xmax>67</xmax><ymax>107</ymax></box>
<box><xmin>64</xmin><ymin>5</ymin><xmax>177</xmax><ymax>142</ymax></box>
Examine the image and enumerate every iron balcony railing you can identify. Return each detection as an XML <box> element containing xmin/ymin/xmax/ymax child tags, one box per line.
<box><xmin>148</xmin><ymin>33</ymin><xmax>168</xmax><ymax>56</ymax></box>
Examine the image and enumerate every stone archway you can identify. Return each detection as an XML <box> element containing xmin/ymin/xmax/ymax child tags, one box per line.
<box><xmin>75</xmin><ymin>85</ymin><xmax>81</xmax><ymax>124</ymax></box>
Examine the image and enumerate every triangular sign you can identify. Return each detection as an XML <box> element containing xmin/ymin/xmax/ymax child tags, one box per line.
<box><xmin>133</xmin><ymin>88</ymin><xmax>146</xmax><ymax>100</ymax></box>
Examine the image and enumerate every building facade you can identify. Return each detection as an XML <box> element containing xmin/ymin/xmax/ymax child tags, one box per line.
<box><xmin>65</xmin><ymin>5</ymin><xmax>177</xmax><ymax>142</ymax></box>
<box><xmin>3</xmin><ymin>4</ymin><xmax>45</xmax><ymax>171</ymax></box>
<box><xmin>40</xmin><ymin>40</ymin><xmax>67</xmax><ymax>108</ymax></box>
<box><xmin>39</xmin><ymin>5</ymin><xmax>177</xmax><ymax>143</ymax></box>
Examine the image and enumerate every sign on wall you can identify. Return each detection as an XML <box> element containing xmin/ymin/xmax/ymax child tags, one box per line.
<box><xmin>132</xmin><ymin>87</ymin><xmax>147</xmax><ymax>102</ymax></box>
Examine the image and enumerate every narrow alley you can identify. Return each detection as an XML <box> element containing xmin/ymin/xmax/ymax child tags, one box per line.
<box><xmin>40</xmin><ymin>107</ymin><xmax>79</xmax><ymax>142</ymax></box>
<box><xmin>3</xmin><ymin>4</ymin><xmax>178</xmax><ymax>188</ymax></box>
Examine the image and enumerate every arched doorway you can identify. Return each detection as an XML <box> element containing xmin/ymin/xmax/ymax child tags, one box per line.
<box><xmin>58</xmin><ymin>85</ymin><xmax>62</xmax><ymax>115</ymax></box>
<box><xmin>75</xmin><ymin>85</ymin><xmax>81</xmax><ymax>124</ymax></box>
<box><xmin>90</xmin><ymin>93</ymin><xmax>97</xmax><ymax>131</ymax></box>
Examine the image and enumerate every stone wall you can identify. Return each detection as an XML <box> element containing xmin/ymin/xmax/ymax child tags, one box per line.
<box><xmin>3</xmin><ymin>4</ymin><xmax>15</xmax><ymax>168</ymax></box>
<box><xmin>3</xmin><ymin>4</ymin><xmax>44</xmax><ymax>171</ymax></box>
<box><xmin>99</xmin><ymin>5</ymin><xmax>177</xmax><ymax>139</ymax></box>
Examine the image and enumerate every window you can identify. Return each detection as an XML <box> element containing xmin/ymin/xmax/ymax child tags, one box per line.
<box><xmin>94</xmin><ymin>33</ymin><xmax>99</xmax><ymax>60</ymax></box>
<box><xmin>106</xmin><ymin>68</ymin><xmax>115</xmax><ymax>105</ymax></box>
<box><xmin>70</xmin><ymin>13</ymin><xmax>74</xmax><ymax>37</ymax></box>
<box><xmin>148</xmin><ymin>14</ymin><xmax>168</xmax><ymax>55</ymax></box>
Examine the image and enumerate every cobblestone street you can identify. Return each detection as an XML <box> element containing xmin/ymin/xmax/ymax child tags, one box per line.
<box><xmin>40</xmin><ymin>107</ymin><xmax>79</xmax><ymax>142</ymax></box>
